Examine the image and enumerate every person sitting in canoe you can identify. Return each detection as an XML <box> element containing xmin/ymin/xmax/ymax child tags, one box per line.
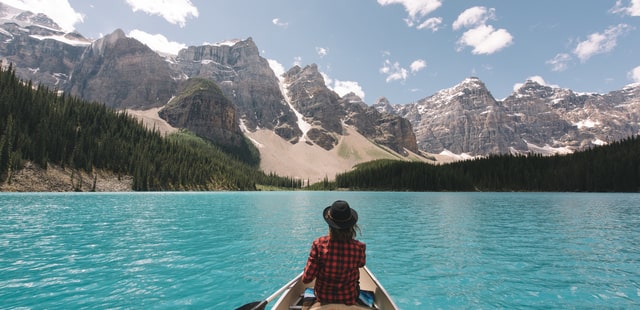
<box><xmin>302</xmin><ymin>200</ymin><xmax>367</xmax><ymax>309</ymax></box>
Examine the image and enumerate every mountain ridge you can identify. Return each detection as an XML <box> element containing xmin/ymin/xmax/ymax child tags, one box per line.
<box><xmin>1</xmin><ymin>5</ymin><xmax>638</xmax><ymax>179</ymax></box>
<box><xmin>375</xmin><ymin>77</ymin><xmax>640</xmax><ymax>156</ymax></box>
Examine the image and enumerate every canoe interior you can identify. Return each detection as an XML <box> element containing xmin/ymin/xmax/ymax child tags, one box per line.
<box><xmin>271</xmin><ymin>266</ymin><xmax>397</xmax><ymax>310</ymax></box>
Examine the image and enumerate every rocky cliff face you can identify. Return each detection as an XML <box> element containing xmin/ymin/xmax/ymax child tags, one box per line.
<box><xmin>378</xmin><ymin>77</ymin><xmax>514</xmax><ymax>154</ymax></box>
<box><xmin>174</xmin><ymin>38</ymin><xmax>301</xmax><ymax>142</ymax></box>
<box><xmin>0</xmin><ymin>3</ymin><xmax>89</xmax><ymax>90</ymax></box>
<box><xmin>283</xmin><ymin>64</ymin><xmax>420</xmax><ymax>153</ymax></box>
<box><xmin>341</xmin><ymin>93</ymin><xmax>419</xmax><ymax>155</ymax></box>
<box><xmin>3</xmin><ymin>6</ymin><xmax>638</xmax><ymax>160</ymax></box>
<box><xmin>502</xmin><ymin>81</ymin><xmax>587</xmax><ymax>150</ymax></box>
<box><xmin>66</xmin><ymin>29</ymin><xmax>178</xmax><ymax>109</ymax></box>
<box><xmin>283</xmin><ymin>64</ymin><xmax>343</xmax><ymax>149</ymax></box>
<box><xmin>502</xmin><ymin>81</ymin><xmax>640</xmax><ymax>152</ymax></box>
<box><xmin>158</xmin><ymin>78</ymin><xmax>245</xmax><ymax>149</ymax></box>
<box><xmin>378</xmin><ymin>78</ymin><xmax>640</xmax><ymax>155</ymax></box>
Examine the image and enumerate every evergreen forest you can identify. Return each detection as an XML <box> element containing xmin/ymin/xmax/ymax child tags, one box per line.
<box><xmin>2</xmin><ymin>62</ymin><xmax>639</xmax><ymax>193</ymax></box>
<box><xmin>333</xmin><ymin>136</ymin><xmax>640</xmax><ymax>192</ymax></box>
<box><xmin>0</xmin><ymin>64</ymin><xmax>301</xmax><ymax>191</ymax></box>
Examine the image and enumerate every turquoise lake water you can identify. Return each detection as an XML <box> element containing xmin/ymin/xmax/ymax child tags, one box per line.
<box><xmin>1</xmin><ymin>192</ymin><xmax>639</xmax><ymax>309</ymax></box>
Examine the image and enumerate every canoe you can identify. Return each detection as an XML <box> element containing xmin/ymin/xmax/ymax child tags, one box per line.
<box><xmin>270</xmin><ymin>266</ymin><xmax>399</xmax><ymax>310</ymax></box>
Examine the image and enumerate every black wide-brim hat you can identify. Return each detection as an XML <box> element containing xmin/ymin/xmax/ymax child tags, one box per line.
<box><xmin>323</xmin><ymin>200</ymin><xmax>358</xmax><ymax>229</ymax></box>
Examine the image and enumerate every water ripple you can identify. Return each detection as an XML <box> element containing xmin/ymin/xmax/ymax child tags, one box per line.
<box><xmin>1</xmin><ymin>192</ymin><xmax>639</xmax><ymax>309</ymax></box>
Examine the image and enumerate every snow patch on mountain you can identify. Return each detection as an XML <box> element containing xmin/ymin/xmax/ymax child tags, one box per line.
<box><xmin>0</xmin><ymin>3</ymin><xmax>62</xmax><ymax>32</ymax></box>
<box><xmin>439</xmin><ymin>149</ymin><xmax>475</xmax><ymax>160</ymax></box>
<box><xmin>280</xmin><ymin>81</ymin><xmax>311</xmax><ymax>141</ymax></box>
<box><xmin>208</xmin><ymin>39</ymin><xmax>241</xmax><ymax>47</ymax></box>
<box><xmin>574</xmin><ymin>119</ymin><xmax>599</xmax><ymax>129</ymax></box>
<box><xmin>29</xmin><ymin>33</ymin><xmax>90</xmax><ymax>46</ymax></box>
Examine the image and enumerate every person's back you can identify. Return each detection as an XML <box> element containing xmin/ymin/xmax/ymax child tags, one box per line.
<box><xmin>302</xmin><ymin>200</ymin><xmax>366</xmax><ymax>307</ymax></box>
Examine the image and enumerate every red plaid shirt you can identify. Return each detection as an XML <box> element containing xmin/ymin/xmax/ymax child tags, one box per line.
<box><xmin>302</xmin><ymin>235</ymin><xmax>366</xmax><ymax>305</ymax></box>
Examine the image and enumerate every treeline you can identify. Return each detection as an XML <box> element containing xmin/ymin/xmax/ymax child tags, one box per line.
<box><xmin>335</xmin><ymin>136</ymin><xmax>640</xmax><ymax>192</ymax></box>
<box><xmin>0</xmin><ymin>64</ymin><xmax>301</xmax><ymax>191</ymax></box>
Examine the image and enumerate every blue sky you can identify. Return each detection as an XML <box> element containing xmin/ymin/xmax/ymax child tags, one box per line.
<box><xmin>4</xmin><ymin>0</ymin><xmax>640</xmax><ymax>104</ymax></box>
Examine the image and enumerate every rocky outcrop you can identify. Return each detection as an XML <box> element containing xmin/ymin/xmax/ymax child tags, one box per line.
<box><xmin>502</xmin><ymin>81</ymin><xmax>585</xmax><ymax>150</ymax></box>
<box><xmin>5</xmin><ymin>6</ymin><xmax>638</xmax><ymax>160</ymax></box>
<box><xmin>66</xmin><ymin>29</ymin><xmax>177</xmax><ymax>109</ymax></box>
<box><xmin>502</xmin><ymin>80</ymin><xmax>640</xmax><ymax>152</ymax></box>
<box><xmin>0</xmin><ymin>3</ymin><xmax>88</xmax><ymax>90</ymax></box>
<box><xmin>382</xmin><ymin>77</ymin><xmax>514</xmax><ymax>154</ymax></box>
<box><xmin>342</xmin><ymin>93</ymin><xmax>419</xmax><ymax>155</ymax></box>
<box><xmin>174</xmin><ymin>38</ymin><xmax>301</xmax><ymax>142</ymax></box>
<box><xmin>283</xmin><ymin>64</ymin><xmax>343</xmax><ymax>149</ymax></box>
<box><xmin>158</xmin><ymin>78</ymin><xmax>245</xmax><ymax>149</ymax></box>
<box><xmin>282</xmin><ymin>64</ymin><xmax>420</xmax><ymax>153</ymax></box>
<box><xmin>285</xmin><ymin>65</ymin><xmax>345</xmax><ymax>134</ymax></box>
<box><xmin>379</xmin><ymin>78</ymin><xmax>640</xmax><ymax>156</ymax></box>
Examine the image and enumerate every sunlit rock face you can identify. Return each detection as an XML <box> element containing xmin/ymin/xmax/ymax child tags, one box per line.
<box><xmin>378</xmin><ymin>78</ymin><xmax>640</xmax><ymax>156</ymax></box>
<box><xmin>159</xmin><ymin>78</ymin><xmax>245</xmax><ymax>150</ymax></box>
<box><xmin>2</xmin><ymin>5</ymin><xmax>639</xmax><ymax>158</ymax></box>
<box><xmin>0</xmin><ymin>3</ymin><xmax>89</xmax><ymax>91</ymax></box>
<box><xmin>66</xmin><ymin>29</ymin><xmax>178</xmax><ymax>109</ymax></box>
<box><xmin>174</xmin><ymin>38</ymin><xmax>301</xmax><ymax>142</ymax></box>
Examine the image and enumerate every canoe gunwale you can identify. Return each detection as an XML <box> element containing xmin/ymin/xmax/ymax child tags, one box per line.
<box><xmin>271</xmin><ymin>266</ymin><xmax>399</xmax><ymax>310</ymax></box>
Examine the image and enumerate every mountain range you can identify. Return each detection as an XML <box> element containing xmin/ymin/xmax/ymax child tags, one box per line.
<box><xmin>375</xmin><ymin>77</ymin><xmax>640</xmax><ymax>157</ymax></box>
<box><xmin>1</xmin><ymin>3</ymin><xmax>639</xmax><ymax>180</ymax></box>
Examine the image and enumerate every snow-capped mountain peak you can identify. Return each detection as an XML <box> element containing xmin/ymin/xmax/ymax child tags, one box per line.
<box><xmin>0</xmin><ymin>3</ymin><xmax>61</xmax><ymax>31</ymax></box>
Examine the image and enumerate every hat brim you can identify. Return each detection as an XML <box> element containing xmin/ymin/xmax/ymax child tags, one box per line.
<box><xmin>323</xmin><ymin>206</ymin><xmax>358</xmax><ymax>229</ymax></box>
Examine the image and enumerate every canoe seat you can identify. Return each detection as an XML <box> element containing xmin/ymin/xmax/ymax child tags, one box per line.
<box><xmin>289</xmin><ymin>288</ymin><xmax>315</xmax><ymax>309</ymax></box>
<box><xmin>289</xmin><ymin>288</ymin><xmax>377</xmax><ymax>309</ymax></box>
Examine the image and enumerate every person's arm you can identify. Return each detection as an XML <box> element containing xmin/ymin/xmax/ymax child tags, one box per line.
<box><xmin>302</xmin><ymin>241</ymin><xmax>319</xmax><ymax>284</ymax></box>
<box><xmin>359</xmin><ymin>243</ymin><xmax>366</xmax><ymax>267</ymax></box>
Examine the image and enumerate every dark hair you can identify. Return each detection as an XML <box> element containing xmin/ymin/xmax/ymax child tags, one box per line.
<box><xmin>329</xmin><ymin>224</ymin><xmax>361</xmax><ymax>242</ymax></box>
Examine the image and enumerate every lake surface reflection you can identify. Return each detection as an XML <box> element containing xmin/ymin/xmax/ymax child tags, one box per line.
<box><xmin>1</xmin><ymin>192</ymin><xmax>639</xmax><ymax>309</ymax></box>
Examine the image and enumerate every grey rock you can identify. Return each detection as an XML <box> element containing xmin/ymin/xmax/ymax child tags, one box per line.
<box><xmin>65</xmin><ymin>29</ymin><xmax>177</xmax><ymax>109</ymax></box>
<box><xmin>4</xmin><ymin>8</ymin><xmax>638</xmax><ymax>159</ymax></box>
<box><xmin>159</xmin><ymin>78</ymin><xmax>245</xmax><ymax>149</ymax></box>
<box><xmin>0</xmin><ymin>3</ymin><xmax>87</xmax><ymax>90</ymax></box>
<box><xmin>174</xmin><ymin>38</ymin><xmax>301</xmax><ymax>141</ymax></box>
<box><xmin>381</xmin><ymin>78</ymin><xmax>640</xmax><ymax>156</ymax></box>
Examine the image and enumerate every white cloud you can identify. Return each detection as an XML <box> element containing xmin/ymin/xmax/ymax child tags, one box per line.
<box><xmin>453</xmin><ymin>6</ymin><xmax>512</xmax><ymax>55</ymax></box>
<box><xmin>546</xmin><ymin>53</ymin><xmax>572</xmax><ymax>72</ymax></box>
<box><xmin>333</xmin><ymin>80</ymin><xmax>366</xmax><ymax>99</ymax></box>
<box><xmin>321</xmin><ymin>72</ymin><xmax>366</xmax><ymax>99</ymax></box>
<box><xmin>380</xmin><ymin>59</ymin><xmax>408</xmax><ymax>83</ymax></box>
<box><xmin>611</xmin><ymin>0</ymin><xmax>640</xmax><ymax>16</ymax></box>
<box><xmin>377</xmin><ymin>0</ymin><xmax>442</xmax><ymax>19</ymax></box>
<box><xmin>452</xmin><ymin>6</ymin><xmax>495</xmax><ymax>31</ymax></box>
<box><xmin>410</xmin><ymin>59</ymin><xmax>427</xmax><ymax>73</ymax></box>
<box><xmin>513</xmin><ymin>76</ymin><xmax>560</xmax><ymax>92</ymax></box>
<box><xmin>125</xmin><ymin>0</ymin><xmax>198</xmax><ymax>27</ymax></box>
<box><xmin>416</xmin><ymin>17</ymin><xmax>442</xmax><ymax>31</ymax></box>
<box><xmin>629</xmin><ymin>65</ymin><xmax>640</xmax><ymax>83</ymax></box>
<box><xmin>293</xmin><ymin>56</ymin><xmax>303</xmax><ymax>67</ymax></box>
<box><xmin>2</xmin><ymin>0</ymin><xmax>84</xmax><ymax>32</ymax></box>
<box><xmin>378</xmin><ymin>0</ymin><xmax>442</xmax><ymax>29</ymax></box>
<box><xmin>316</xmin><ymin>47</ymin><xmax>328</xmax><ymax>58</ymax></box>
<box><xmin>272</xmin><ymin>18</ymin><xmax>289</xmax><ymax>28</ymax></box>
<box><xmin>456</xmin><ymin>24</ymin><xmax>513</xmax><ymax>55</ymax></box>
<box><xmin>128</xmin><ymin>29</ymin><xmax>186</xmax><ymax>55</ymax></box>
<box><xmin>573</xmin><ymin>24</ymin><xmax>631</xmax><ymax>62</ymax></box>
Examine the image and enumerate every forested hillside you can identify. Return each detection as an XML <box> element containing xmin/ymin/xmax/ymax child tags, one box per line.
<box><xmin>0</xmin><ymin>64</ymin><xmax>301</xmax><ymax>191</ymax></box>
<box><xmin>334</xmin><ymin>136</ymin><xmax>640</xmax><ymax>192</ymax></box>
